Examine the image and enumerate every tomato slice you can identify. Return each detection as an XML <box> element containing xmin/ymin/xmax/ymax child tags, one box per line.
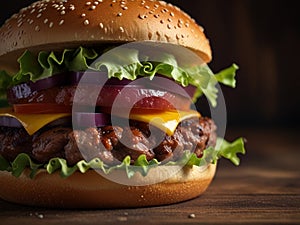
<box><xmin>13</xmin><ymin>104</ymin><xmax>72</xmax><ymax>114</ymax></box>
<box><xmin>10</xmin><ymin>85</ymin><xmax>192</xmax><ymax>112</ymax></box>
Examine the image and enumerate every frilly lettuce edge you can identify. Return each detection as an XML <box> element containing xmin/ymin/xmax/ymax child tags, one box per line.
<box><xmin>0</xmin><ymin>46</ymin><xmax>238</xmax><ymax>107</ymax></box>
<box><xmin>0</xmin><ymin>137</ymin><xmax>245</xmax><ymax>179</ymax></box>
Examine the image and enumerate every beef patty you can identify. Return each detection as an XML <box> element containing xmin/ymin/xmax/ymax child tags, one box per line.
<box><xmin>0</xmin><ymin>117</ymin><xmax>216</xmax><ymax>166</ymax></box>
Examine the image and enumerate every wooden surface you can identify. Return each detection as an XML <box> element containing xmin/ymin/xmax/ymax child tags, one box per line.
<box><xmin>1</xmin><ymin>128</ymin><xmax>300</xmax><ymax>225</ymax></box>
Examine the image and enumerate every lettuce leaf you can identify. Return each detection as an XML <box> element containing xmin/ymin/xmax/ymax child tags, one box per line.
<box><xmin>215</xmin><ymin>63</ymin><xmax>239</xmax><ymax>88</ymax></box>
<box><xmin>216</xmin><ymin>137</ymin><xmax>246</xmax><ymax>166</ymax></box>
<box><xmin>0</xmin><ymin>137</ymin><xmax>246</xmax><ymax>179</ymax></box>
<box><xmin>0</xmin><ymin>46</ymin><xmax>238</xmax><ymax>107</ymax></box>
<box><xmin>12</xmin><ymin>47</ymin><xmax>98</xmax><ymax>84</ymax></box>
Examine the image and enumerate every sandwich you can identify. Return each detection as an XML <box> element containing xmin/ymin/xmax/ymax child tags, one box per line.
<box><xmin>0</xmin><ymin>0</ymin><xmax>245</xmax><ymax>208</ymax></box>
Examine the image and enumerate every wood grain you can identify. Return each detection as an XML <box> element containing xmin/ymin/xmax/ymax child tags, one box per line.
<box><xmin>1</xmin><ymin>128</ymin><xmax>300</xmax><ymax>225</ymax></box>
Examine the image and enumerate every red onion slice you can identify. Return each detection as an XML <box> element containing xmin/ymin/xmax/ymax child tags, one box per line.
<box><xmin>7</xmin><ymin>71</ymin><xmax>143</xmax><ymax>101</ymax></box>
<box><xmin>0</xmin><ymin>116</ymin><xmax>23</xmax><ymax>128</ymax></box>
<box><xmin>73</xmin><ymin>112</ymin><xmax>111</xmax><ymax>127</ymax></box>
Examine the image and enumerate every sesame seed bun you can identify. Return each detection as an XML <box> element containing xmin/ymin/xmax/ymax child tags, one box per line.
<box><xmin>0</xmin><ymin>0</ymin><xmax>211</xmax><ymax>73</ymax></box>
<box><xmin>0</xmin><ymin>164</ymin><xmax>216</xmax><ymax>208</ymax></box>
<box><xmin>0</xmin><ymin>0</ymin><xmax>216</xmax><ymax>209</ymax></box>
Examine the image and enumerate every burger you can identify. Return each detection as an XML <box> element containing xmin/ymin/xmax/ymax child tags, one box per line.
<box><xmin>0</xmin><ymin>0</ymin><xmax>245</xmax><ymax>208</ymax></box>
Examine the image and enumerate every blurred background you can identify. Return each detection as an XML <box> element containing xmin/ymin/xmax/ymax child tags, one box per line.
<box><xmin>0</xmin><ymin>0</ymin><xmax>299</xmax><ymax>129</ymax></box>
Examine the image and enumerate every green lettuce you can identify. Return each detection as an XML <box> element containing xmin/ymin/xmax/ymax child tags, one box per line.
<box><xmin>0</xmin><ymin>137</ymin><xmax>245</xmax><ymax>179</ymax></box>
<box><xmin>0</xmin><ymin>46</ymin><xmax>238</xmax><ymax>107</ymax></box>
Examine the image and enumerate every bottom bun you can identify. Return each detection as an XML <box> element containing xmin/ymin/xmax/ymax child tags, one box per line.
<box><xmin>0</xmin><ymin>164</ymin><xmax>216</xmax><ymax>208</ymax></box>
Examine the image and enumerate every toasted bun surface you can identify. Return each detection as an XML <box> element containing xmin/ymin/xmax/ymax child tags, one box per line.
<box><xmin>0</xmin><ymin>164</ymin><xmax>216</xmax><ymax>208</ymax></box>
<box><xmin>0</xmin><ymin>0</ymin><xmax>211</xmax><ymax>73</ymax></box>
<box><xmin>0</xmin><ymin>0</ymin><xmax>216</xmax><ymax>209</ymax></box>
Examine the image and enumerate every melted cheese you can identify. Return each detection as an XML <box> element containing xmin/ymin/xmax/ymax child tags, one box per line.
<box><xmin>0</xmin><ymin>108</ymin><xmax>200</xmax><ymax>136</ymax></box>
<box><xmin>128</xmin><ymin>110</ymin><xmax>201</xmax><ymax>135</ymax></box>
<box><xmin>0</xmin><ymin>108</ymin><xmax>70</xmax><ymax>135</ymax></box>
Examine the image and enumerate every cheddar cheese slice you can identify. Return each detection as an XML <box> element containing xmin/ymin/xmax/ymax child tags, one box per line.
<box><xmin>0</xmin><ymin>108</ymin><xmax>70</xmax><ymax>135</ymax></box>
<box><xmin>0</xmin><ymin>108</ymin><xmax>200</xmax><ymax>136</ymax></box>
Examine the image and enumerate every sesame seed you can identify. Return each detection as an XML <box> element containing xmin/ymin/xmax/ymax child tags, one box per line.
<box><xmin>138</xmin><ymin>14</ymin><xmax>147</xmax><ymax>19</ymax></box>
<box><xmin>49</xmin><ymin>22</ymin><xmax>53</xmax><ymax>28</ymax></box>
<box><xmin>44</xmin><ymin>18</ymin><xmax>48</xmax><ymax>23</ymax></box>
<box><xmin>84</xmin><ymin>19</ymin><xmax>89</xmax><ymax>25</ymax></box>
<box><xmin>117</xmin><ymin>12</ymin><xmax>122</xmax><ymax>17</ymax></box>
<box><xmin>170</xmin><ymin>12</ymin><xmax>174</xmax><ymax>17</ymax></box>
<box><xmin>37</xmin><ymin>214</ymin><xmax>44</xmax><ymax>219</ymax></box>
<box><xmin>144</xmin><ymin>5</ymin><xmax>150</xmax><ymax>9</ymax></box>
<box><xmin>188</xmin><ymin>214</ymin><xmax>196</xmax><ymax>219</ymax></box>
<box><xmin>160</xmin><ymin>19</ymin><xmax>164</xmax><ymax>24</ymax></box>
<box><xmin>90</xmin><ymin>5</ymin><xmax>96</xmax><ymax>10</ymax></box>
<box><xmin>98</xmin><ymin>0</ymin><xmax>103</xmax><ymax>2</ymax></box>
<box><xmin>29</xmin><ymin>20</ymin><xmax>34</xmax><ymax>24</ymax></box>
<box><xmin>161</xmin><ymin>8</ymin><xmax>168</xmax><ymax>13</ymax></box>
<box><xmin>69</xmin><ymin>4</ymin><xmax>75</xmax><ymax>10</ymax></box>
<box><xmin>119</xmin><ymin>26</ymin><xmax>124</xmax><ymax>32</ymax></box>
<box><xmin>99</xmin><ymin>22</ymin><xmax>104</xmax><ymax>29</ymax></box>
<box><xmin>35</xmin><ymin>25</ymin><xmax>40</xmax><ymax>31</ymax></box>
<box><xmin>81</xmin><ymin>13</ymin><xmax>86</xmax><ymax>17</ymax></box>
<box><xmin>59</xmin><ymin>20</ymin><xmax>64</xmax><ymax>25</ymax></box>
<box><xmin>122</xmin><ymin>6</ymin><xmax>128</xmax><ymax>10</ymax></box>
<box><xmin>94</xmin><ymin>1</ymin><xmax>99</xmax><ymax>5</ymax></box>
<box><xmin>154</xmin><ymin>14</ymin><xmax>159</xmax><ymax>18</ymax></box>
<box><xmin>86</xmin><ymin>2</ymin><xmax>91</xmax><ymax>6</ymax></box>
<box><xmin>17</xmin><ymin>22</ymin><xmax>23</xmax><ymax>27</ymax></box>
<box><xmin>30</xmin><ymin>9</ymin><xmax>36</xmax><ymax>14</ymax></box>
<box><xmin>154</xmin><ymin>4</ymin><xmax>159</xmax><ymax>8</ymax></box>
<box><xmin>185</xmin><ymin>23</ymin><xmax>189</xmax><ymax>27</ymax></box>
<box><xmin>11</xmin><ymin>14</ymin><xmax>18</xmax><ymax>19</ymax></box>
<box><xmin>168</xmin><ymin>18</ymin><xmax>172</xmax><ymax>22</ymax></box>
<box><xmin>167</xmin><ymin>24</ymin><xmax>171</xmax><ymax>29</ymax></box>
<box><xmin>37</xmin><ymin>13</ymin><xmax>42</xmax><ymax>18</ymax></box>
<box><xmin>159</xmin><ymin>1</ymin><xmax>167</xmax><ymax>6</ymax></box>
<box><xmin>61</xmin><ymin>10</ymin><xmax>66</xmax><ymax>15</ymax></box>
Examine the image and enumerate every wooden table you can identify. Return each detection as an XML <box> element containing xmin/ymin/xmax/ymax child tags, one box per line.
<box><xmin>1</xmin><ymin>128</ymin><xmax>300</xmax><ymax>224</ymax></box>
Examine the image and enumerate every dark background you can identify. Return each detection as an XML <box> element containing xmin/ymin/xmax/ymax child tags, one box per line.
<box><xmin>0</xmin><ymin>0</ymin><xmax>299</xmax><ymax>128</ymax></box>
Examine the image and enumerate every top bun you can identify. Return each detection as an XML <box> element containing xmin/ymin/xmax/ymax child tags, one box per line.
<box><xmin>0</xmin><ymin>0</ymin><xmax>212</xmax><ymax>73</ymax></box>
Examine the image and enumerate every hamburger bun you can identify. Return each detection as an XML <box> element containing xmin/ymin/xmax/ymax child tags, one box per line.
<box><xmin>0</xmin><ymin>0</ymin><xmax>211</xmax><ymax>74</ymax></box>
<box><xmin>0</xmin><ymin>0</ymin><xmax>221</xmax><ymax>209</ymax></box>
<box><xmin>0</xmin><ymin>164</ymin><xmax>216</xmax><ymax>208</ymax></box>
